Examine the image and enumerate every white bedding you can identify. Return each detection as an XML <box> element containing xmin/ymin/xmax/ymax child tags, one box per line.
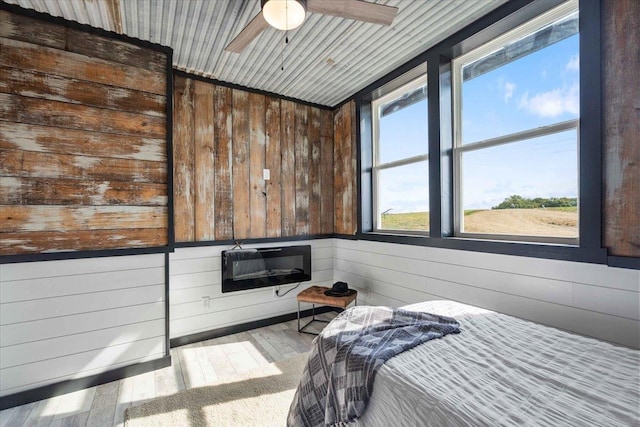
<box><xmin>349</xmin><ymin>300</ymin><xmax>640</xmax><ymax>426</ymax></box>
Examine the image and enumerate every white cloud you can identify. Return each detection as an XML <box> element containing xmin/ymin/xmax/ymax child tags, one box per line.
<box><xmin>503</xmin><ymin>82</ymin><xmax>516</xmax><ymax>103</ymax></box>
<box><xmin>565</xmin><ymin>54</ymin><xmax>579</xmax><ymax>72</ymax></box>
<box><xmin>518</xmin><ymin>82</ymin><xmax>579</xmax><ymax>118</ymax></box>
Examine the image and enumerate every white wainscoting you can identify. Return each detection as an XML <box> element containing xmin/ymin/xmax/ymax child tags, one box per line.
<box><xmin>0</xmin><ymin>254</ymin><xmax>166</xmax><ymax>397</ymax></box>
<box><xmin>334</xmin><ymin>239</ymin><xmax>640</xmax><ymax>349</ymax></box>
<box><xmin>169</xmin><ymin>239</ymin><xmax>334</xmax><ymax>339</ymax></box>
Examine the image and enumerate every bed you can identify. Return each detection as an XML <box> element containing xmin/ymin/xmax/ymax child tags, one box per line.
<box><xmin>291</xmin><ymin>300</ymin><xmax>640</xmax><ymax>426</ymax></box>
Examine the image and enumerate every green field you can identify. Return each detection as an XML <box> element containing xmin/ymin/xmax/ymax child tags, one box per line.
<box><xmin>380</xmin><ymin>211</ymin><xmax>430</xmax><ymax>231</ymax></box>
<box><xmin>380</xmin><ymin>207</ymin><xmax>578</xmax><ymax>232</ymax></box>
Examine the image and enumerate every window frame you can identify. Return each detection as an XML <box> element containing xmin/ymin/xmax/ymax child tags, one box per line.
<box><xmin>371</xmin><ymin>73</ymin><xmax>429</xmax><ymax>234</ymax></box>
<box><xmin>355</xmin><ymin>0</ymin><xmax>606</xmax><ymax>265</ymax></box>
<box><xmin>451</xmin><ymin>0</ymin><xmax>580</xmax><ymax>245</ymax></box>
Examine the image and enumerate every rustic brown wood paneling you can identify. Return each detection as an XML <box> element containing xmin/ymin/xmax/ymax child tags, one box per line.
<box><xmin>281</xmin><ymin>99</ymin><xmax>297</xmax><ymax>237</ymax></box>
<box><xmin>65</xmin><ymin>29</ymin><xmax>166</xmax><ymax>73</ymax></box>
<box><xmin>0</xmin><ymin>67</ymin><xmax>165</xmax><ymax>116</ymax></box>
<box><xmin>0</xmin><ymin>177</ymin><xmax>167</xmax><ymax>206</ymax></box>
<box><xmin>333</xmin><ymin>101</ymin><xmax>357</xmax><ymax>235</ymax></box>
<box><xmin>249</xmin><ymin>92</ymin><xmax>267</xmax><ymax>238</ymax></box>
<box><xmin>2</xmin><ymin>206</ymin><xmax>166</xmax><ymax>232</ymax></box>
<box><xmin>0</xmin><ymin>11</ymin><xmax>168</xmax><ymax>255</ymax></box>
<box><xmin>0</xmin><ymin>37</ymin><xmax>165</xmax><ymax>95</ymax></box>
<box><xmin>0</xmin><ymin>10</ymin><xmax>66</xmax><ymax>49</ymax></box>
<box><xmin>320</xmin><ymin>109</ymin><xmax>334</xmax><ymax>234</ymax></box>
<box><xmin>194</xmin><ymin>80</ymin><xmax>216</xmax><ymax>241</ymax></box>
<box><xmin>603</xmin><ymin>0</ymin><xmax>640</xmax><ymax>257</ymax></box>
<box><xmin>0</xmin><ymin>229</ymin><xmax>168</xmax><ymax>256</ymax></box>
<box><xmin>265</xmin><ymin>96</ymin><xmax>282</xmax><ymax>238</ymax></box>
<box><xmin>0</xmin><ymin>122</ymin><xmax>166</xmax><ymax>161</ymax></box>
<box><xmin>1</xmin><ymin>149</ymin><xmax>166</xmax><ymax>183</ymax></box>
<box><xmin>0</xmin><ymin>93</ymin><xmax>165</xmax><ymax>138</ymax></box>
<box><xmin>295</xmin><ymin>104</ymin><xmax>310</xmax><ymax>235</ymax></box>
<box><xmin>308</xmin><ymin>107</ymin><xmax>322</xmax><ymax>235</ymax></box>
<box><xmin>333</xmin><ymin>104</ymin><xmax>345</xmax><ymax>233</ymax></box>
<box><xmin>173</xmin><ymin>75</ymin><xmax>195</xmax><ymax>242</ymax></box>
<box><xmin>171</xmin><ymin>76</ymin><xmax>339</xmax><ymax>244</ymax></box>
<box><xmin>232</xmin><ymin>89</ymin><xmax>251</xmax><ymax>239</ymax></box>
<box><xmin>213</xmin><ymin>84</ymin><xmax>234</xmax><ymax>240</ymax></box>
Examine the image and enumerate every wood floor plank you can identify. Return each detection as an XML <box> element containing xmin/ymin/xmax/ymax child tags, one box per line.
<box><xmin>248</xmin><ymin>330</ymin><xmax>285</xmax><ymax>361</ymax></box>
<box><xmin>55</xmin><ymin>410</ymin><xmax>89</xmax><ymax>427</ymax></box>
<box><xmin>90</xmin><ymin>382</ymin><xmax>119</xmax><ymax>411</ymax></box>
<box><xmin>168</xmin><ymin>348</ymin><xmax>187</xmax><ymax>393</ymax></box>
<box><xmin>175</xmin><ymin>344</ymin><xmax>207</xmax><ymax>389</ymax></box>
<box><xmin>130</xmin><ymin>371</ymin><xmax>155</xmax><ymax>407</ymax></box>
<box><xmin>0</xmin><ymin>407</ymin><xmax>17</xmax><ymax>427</ymax></box>
<box><xmin>4</xmin><ymin>402</ymin><xmax>36</xmax><ymax>427</ymax></box>
<box><xmin>85</xmin><ymin>405</ymin><xmax>116</xmax><ymax>427</ymax></box>
<box><xmin>52</xmin><ymin>387</ymin><xmax>96</xmax><ymax>421</ymax></box>
<box><xmin>191</xmin><ymin>342</ymin><xmax>219</xmax><ymax>384</ymax></box>
<box><xmin>153</xmin><ymin>364</ymin><xmax>179</xmax><ymax>398</ymax></box>
<box><xmin>22</xmin><ymin>398</ymin><xmax>59</xmax><ymax>427</ymax></box>
<box><xmin>112</xmin><ymin>376</ymin><xmax>134</xmax><ymax>427</ymax></box>
<box><xmin>201</xmin><ymin>338</ymin><xmax>239</xmax><ymax>378</ymax></box>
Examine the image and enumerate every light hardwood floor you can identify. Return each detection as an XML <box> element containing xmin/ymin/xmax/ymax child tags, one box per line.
<box><xmin>0</xmin><ymin>312</ymin><xmax>336</xmax><ymax>427</ymax></box>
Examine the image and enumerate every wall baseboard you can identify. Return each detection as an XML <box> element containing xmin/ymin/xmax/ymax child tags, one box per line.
<box><xmin>170</xmin><ymin>306</ymin><xmax>338</xmax><ymax>348</ymax></box>
<box><xmin>0</xmin><ymin>356</ymin><xmax>171</xmax><ymax>411</ymax></box>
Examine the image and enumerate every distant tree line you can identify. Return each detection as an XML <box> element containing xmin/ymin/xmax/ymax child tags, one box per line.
<box><xmin>492</xmin><ymin>195</ymin><xmax>577</xmax><ymax>209</ymax></box>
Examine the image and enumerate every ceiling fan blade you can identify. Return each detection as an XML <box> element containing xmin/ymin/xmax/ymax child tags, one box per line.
<box><xmin>225</xmin><ymin>11</ymin><xmax>269</xmax><ymax>53</ymax></box>
<box><xmin>307</xmin><ymin>0</ymin><xmax>398</xmax><ymax>26</ymax></box>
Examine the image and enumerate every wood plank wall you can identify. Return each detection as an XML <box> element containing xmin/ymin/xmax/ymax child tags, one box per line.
<box><xmin>173</xmin><ymin>75</ymin><xmax>335</xmax><ymax>242</ymax></box>
<box><xmin>0</xmin><ymin>10</ymin><xmax>169</xmax><ymax>255</ymax></box>
<box><xmin>333</xmin><ymin>101</ymin><xmax>357</xmax><ymax>235</ymax></box>
<box><xmin>603</xmin><ymin>0</ymin><xmax>640</xmax><ymax>258</ymax></box>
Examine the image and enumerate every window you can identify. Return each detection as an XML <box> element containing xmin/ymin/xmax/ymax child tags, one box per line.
<box><xmin>452</xmin><ymin>0</ymin><xmax>579</xmax><ymax>244</ymax></box>
<box><xmin>372</xmin><ymin>74</ymin><xmax>429</xmax><ymax>233</ymax></box>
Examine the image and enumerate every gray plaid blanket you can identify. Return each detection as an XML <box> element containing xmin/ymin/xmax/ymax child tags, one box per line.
<box><xmin>287</xmin><ymin>305</ymin><xmax>460</xmax><ymax>426</ymax></box>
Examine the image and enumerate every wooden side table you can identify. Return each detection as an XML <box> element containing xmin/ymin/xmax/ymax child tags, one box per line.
<box><xmin>296</xmin><ymin>285</ymin><xmax>358</xmax><ymax>334</ymax></box>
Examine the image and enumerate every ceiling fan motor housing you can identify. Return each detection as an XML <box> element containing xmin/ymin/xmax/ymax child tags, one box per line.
<box><xmin>261</xmin><ymin>0</ymin><xmax>308</xmax><ymax>31</ymax></box>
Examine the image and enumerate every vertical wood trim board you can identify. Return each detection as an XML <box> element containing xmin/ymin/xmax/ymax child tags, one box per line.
<box><xmin>281</xmin><ymin>100</ymin><xmax>297</xmax><ymax>237</ymax></box>
<box><xmin>320</xmin><ymin>109</ymin><xmax>335</xmax><ymax>234</ymax></box>
<box><xmin>213</xmin><ymin>85</ymin><xmax>234</xmax><ymax>240</ymax></box>
<box><xmin>333</xmin><ymin>101</ymin><xmax>357</xmax><ymax>235</ymax></box>
<box><xmin>173</xmin><ymin>76</ymin><xmax>195</xmax><ymax>242</ymax></box>
<box><xmin>294</xmin><ymin>104</ymin><xmax>310</xmax><ymax>235</ymax></box>
<box><xmin>172</xmin><ymin>75</ymin><xmax>336</xmax><ymax>243</ymax></box>
<box><xmin>0</xmin><ymin>254</ymin><xmax>166</xmax><ymax>396</ymax></box>
<box><xmin>0</xmin><ymin>9</ymin><xmax>170</xmax><ymax>255</ymax></box>
<box><xmin>194</xmin><ymin>80</ymin><xmax>216</xmax><ymax>241</ymax></box>
<box><xmin>249</xmin><ymin>93</ymin><xmax>267</xmax><ymax>238</ymax></box>
<box><xmin>602</xmin><ymin>0</ymin><xmax>640</xmax><ymax>257</ymax></box>
<box><xmin>232</xmin><ymin>89</ymin><xmax>251</xmax><ymax>239</ymax></box>
<box><xmin>265</xmin><ymin>96</ymin><xmax>282</xmax><ymax>238</ymax></box>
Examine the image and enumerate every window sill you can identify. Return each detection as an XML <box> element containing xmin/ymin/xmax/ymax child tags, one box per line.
<box><xmin>356</xmin><ymin>231</ymin><xmax>607</xmax><ymax>264</ymax></box>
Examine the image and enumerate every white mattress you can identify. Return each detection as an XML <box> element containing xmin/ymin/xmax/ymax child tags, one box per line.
<box><xmin>349</xmin><ymin>300</ymin><xmax>640</xmax><ymax>427</ymax></box>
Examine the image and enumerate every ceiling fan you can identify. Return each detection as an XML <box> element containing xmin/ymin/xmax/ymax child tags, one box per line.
<box><xmin>225</xmin><ymin>0</ymin><xmax>398</xmax><ymax>53</ymax></box>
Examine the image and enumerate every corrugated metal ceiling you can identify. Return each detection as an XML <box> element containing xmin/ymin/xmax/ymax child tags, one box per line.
<box><xmin>5</xmin><ymin>0</ymin><xmax>509</xmax><ymax>106</ymax></box>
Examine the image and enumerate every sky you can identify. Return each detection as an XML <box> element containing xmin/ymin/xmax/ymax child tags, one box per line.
<box><xmin>377</xmin><ymin>32</ymin><xmax>580</xmax><ymax>214</ymax></box>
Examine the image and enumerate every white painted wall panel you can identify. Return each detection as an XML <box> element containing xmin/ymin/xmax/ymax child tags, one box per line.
<box><xmin>0</xmin><ymin>302</ymin><xmax>165</xmax><ymax>347</ymax></box>
<box><xmin>0</xmin><ymin>319</ymin><xmax>165</xmax><ymax>368</ymax></box>
<box><xmin>1</xmin><ymin>284</ymin><xmax>164</xmax><ymax>324</ymax></box>
<box><xmin>334</xmin><ymin>239</ymin><xmax>640</xmax><ymax>348</ymax></box>
<box><xmin>0</xmin><ymin>254</ymin><xmax>167</xmax><ymax>397</ymax></box>
<box><xmin>169</xmin><ymin>240</ymin><xmax>334</xmax><ymax>339</ymax></box>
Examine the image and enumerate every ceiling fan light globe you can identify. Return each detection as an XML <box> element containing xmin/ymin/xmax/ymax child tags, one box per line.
<box><xmin>261</xmin><ymin>0</ymin><xmax>306</xmax><ymax>31</ymax></box>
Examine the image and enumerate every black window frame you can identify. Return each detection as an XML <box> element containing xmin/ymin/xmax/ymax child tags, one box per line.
<box><xmin>357</xmin><ymin>0</ymin><xmax>606</xmax><ymax>264</ymax></box>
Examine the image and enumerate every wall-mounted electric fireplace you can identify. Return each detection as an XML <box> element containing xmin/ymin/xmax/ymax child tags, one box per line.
<box><xmin>221</xmin><ymin>245</ymin><xmax>312</xmax><ymax>293</ymax></box>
